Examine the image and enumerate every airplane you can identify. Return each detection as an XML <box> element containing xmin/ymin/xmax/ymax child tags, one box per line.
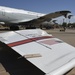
<box><xmin>0</xmin><ymin>29</ymin><xmax>75</xmax><ymax>75</ymax></box>
<box><xmin>0</xmin><ymin>6</ymin><xmax>71</xmax><ymax>30</ymax></box>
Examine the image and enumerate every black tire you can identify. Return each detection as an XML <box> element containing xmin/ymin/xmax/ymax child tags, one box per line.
<box><xmin>10</xmin><ymin>26</ymin><xmax>19</xmax><ymax>30</ymax></box>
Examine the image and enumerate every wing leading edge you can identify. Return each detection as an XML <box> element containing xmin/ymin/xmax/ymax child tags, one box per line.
<box><xmin>0</xmin><ymin>29</ymin><xmax>75</xmax><ymax>75</ymax></box>
<box><xmin>18</xmin><ymin>10</ymin><xmax>71</xmax><ymax>26</ymax></box>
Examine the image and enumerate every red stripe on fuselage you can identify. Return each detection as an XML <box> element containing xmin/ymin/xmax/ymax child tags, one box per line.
<box><xmin>7</xmin><ymin>36</ymin><xmax>53</xmax><ymax>47</ymax></box>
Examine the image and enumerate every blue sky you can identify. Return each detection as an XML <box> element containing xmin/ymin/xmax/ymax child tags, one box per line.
<box><xmin>0</xmin><ymin>0</ymin><xmax>75</xmax><ymax>23</ymax></box>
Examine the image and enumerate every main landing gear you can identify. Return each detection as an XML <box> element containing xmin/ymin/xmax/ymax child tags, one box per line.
<box><xmin>10</xmin><ymin>25</ymin><xmax>19</xmax><ymax>30</ymax></box>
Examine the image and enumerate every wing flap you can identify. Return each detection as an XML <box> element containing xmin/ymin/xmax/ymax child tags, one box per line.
<box><xmin>0</xmin><ymin>29</ymin><xmax>75</xmax><ymax>74</ymax></box>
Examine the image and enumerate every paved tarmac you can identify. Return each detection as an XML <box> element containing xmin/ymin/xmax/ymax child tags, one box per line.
<box><xmin>0</xmin><ymin>29</ymin><xmax>75</xmax><ymax>75</ymax></box>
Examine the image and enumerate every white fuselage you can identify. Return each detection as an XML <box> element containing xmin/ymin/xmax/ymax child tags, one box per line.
<box><xmin>0</xmin><ymin>6</ymin><xmax>45</xmax><ymax>23</ymax></box>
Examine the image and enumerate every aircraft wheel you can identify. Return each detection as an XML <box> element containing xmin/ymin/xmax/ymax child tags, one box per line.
<box><xmin>10</xmin><ymin>26</ymin><xmax>19</xmax><ymax>30</ymax></box>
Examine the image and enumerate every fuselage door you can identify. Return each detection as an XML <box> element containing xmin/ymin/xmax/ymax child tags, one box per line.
<box><xmin>2</xmin><ymin>9</ymin><xmax>5</xmax><ymax>16</ymax></box>
<box><xmin>0</xmin><ymin>9</ymin><xmax>6</xmax><ymax>21</ymax></box>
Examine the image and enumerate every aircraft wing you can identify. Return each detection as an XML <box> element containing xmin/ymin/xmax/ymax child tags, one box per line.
<box><xmin>0</xmin><ymin>29</ymin><xmax>75</xmax><ymax>75</ymax></box>
<box><xmin>19</xmin><ymin>10</ymin><xmax>71</xmax><ymax>26</ymax></box>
